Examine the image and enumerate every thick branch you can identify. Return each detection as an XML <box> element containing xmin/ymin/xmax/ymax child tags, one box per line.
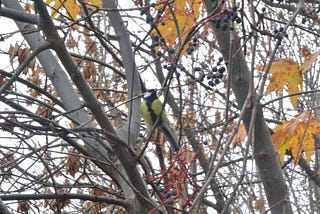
<box><xmin>204</xmin><ymin>1</ymin><xmax>294</xmax><ymax>213</ymax></box>
<box><xmin>0</xmin><ymin>198</ymin><xmax>10</xmax><ymax>214</ymax></box>
<box><xmin>33</xmin><ymin>0</ymin><xmax>154</xmax><ymax>212</ymax></box>
<box><xmin>0</xmin><ymin>193</ymin><xmax>128</xmax><ymax>207</ymax></box>
<box><xmin>1</xmin><ymin>7</ymin><xmax>38</xmax><ymax>24</ymax></box>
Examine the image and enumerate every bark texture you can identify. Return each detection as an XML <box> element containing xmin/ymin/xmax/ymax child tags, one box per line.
<box><xmin>204</xmin><ymin>1</ymin><xmax>293</xmax><ymax>213</ymax></box>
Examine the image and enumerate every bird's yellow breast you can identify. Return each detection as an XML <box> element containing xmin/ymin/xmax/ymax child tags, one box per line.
<box><xmin>141</xmin><ymin>99</ymin><xmax>168</xmax><ymax>127</ymax></box>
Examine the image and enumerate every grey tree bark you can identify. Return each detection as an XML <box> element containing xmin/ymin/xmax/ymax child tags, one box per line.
<box><xmin>3</xmin><ymin>0</ymin><xmax>153</xmax><ymax>213</ymax></box>
<box><xmin>204</xmin><ymin>1</ymin><xmax>293</xmax><ymax>213</ymax></box>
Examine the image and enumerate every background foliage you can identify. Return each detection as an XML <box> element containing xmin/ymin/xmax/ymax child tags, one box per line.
<box><xmin>0</xmin><ymin>0</ymin><xmax>320</xmax><ymax>213</ymax></box>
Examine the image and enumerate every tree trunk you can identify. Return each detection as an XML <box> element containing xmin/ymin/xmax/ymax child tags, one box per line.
<box><xmin>204</xmin><ymin>1</ymin><xmax>293</xmax><ymax>213</ymax></box>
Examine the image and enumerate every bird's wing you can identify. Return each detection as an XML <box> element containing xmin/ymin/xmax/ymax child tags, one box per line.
<box><xmin>158</xmin><ymin>123</ymin><xmax>179</xmax><ymax>152</ymax></box>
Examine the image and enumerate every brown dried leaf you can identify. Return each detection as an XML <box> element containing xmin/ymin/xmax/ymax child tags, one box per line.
<box><xmin>215</xmin><ymin>110</ymin><xmax>221</xmax><ymax>122</ymax></box>
<box><xmin>9</xmin><ymin>43</ymin><xmax>36</xmax><ymax>74</ymax></box>
<box><xmin>8</xmin><ymin>43</ymin><xmax>19</xmax><ymax>64</ymax></box>
<box><xmin>231</xmin><ymin>123</ymin><xmax>247</xmax><ymax>147</ymax></box>
<box><xmin>300</xmin><ymin>46</ymin><xmax>311</xmax><ymax>58</ymax></box>
<box><xmin>301</xmin><ymin>51</ymin><xmax>319</xmax><ymax>73</ymax></box>
<box><xmin>36</xmin><ymin>105</ymin><xmax>53</xmax><ymax>118</ymax></box>
<box><xmin>211</xmin><ymin>88</ymin><xmax>216</xmax><ymax>104</ymax></box>
<box><xmin>0</xmin><ymin>75</ymin><xmax>7</xmax><ymax>86</ymax></box>
<box><xmin>18</xmin><ymin>47</ymin><xmax>30</xmax><ymax>64</ymax></box>
<box><xmin>83</xmin><ymin>61</ymin><xmax>97</xmax><ymax>80</ymax></box>
<box><xmin>24</xmin><ymin>2</ymin><xmax>34</xmax><ymax>12</ymax></box>
<box><xmin>132</xmin><ymin>0</ymin><xmax>143</xmax><ymax>6</ymax></box>
<box><xmin>182</xmin><ymin>110</ymin><xmax>196</xmax><ymax>126</ymax></box>
<box><xmin>254</xmin><ymin>199</ymin><xmax>265</xmax><ymax>212</ymax></box>
<box><xmin>17</xmin><ymin>200</ymin><xmax>30</xmax><ymax>213</ymax></box>
<box><xmin>84</xmin><ymin>36</ymin><xmax>98</xmax><ymax>57</ymax></box>
<box><xmin>66</xmin><ymin>152</ymin><xmax>81</xmax><ymax>177</ymax></box>
<box><xmin>66</xmin><ymin>33</ymin><xmax>78</xmax><ymax>49</ymax></box>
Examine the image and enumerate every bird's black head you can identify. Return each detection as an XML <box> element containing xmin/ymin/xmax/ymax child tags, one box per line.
<box><xmin>143</xmin><ymin>89</ymin><xmax>158</xmax><ymax>101</ymax></box>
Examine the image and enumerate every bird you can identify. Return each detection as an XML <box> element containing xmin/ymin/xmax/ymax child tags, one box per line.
<box><xmin>141</xmin><ymin>89</ymin><xmax>179</xmax><ymax>152</ymax></box>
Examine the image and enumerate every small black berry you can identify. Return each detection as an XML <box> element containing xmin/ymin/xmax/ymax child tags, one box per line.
<box><xmin>168</xmin><ymin>47</ymin><xmax>175</xmax><ymax>54</ymax></box>
<box><xmin>203</xmin><ymin>141</ymin><xmax>209</xmax><ymax>145</ymax></box>
<box><xmin>222</xmin><ymin>23</ymin><xmax>228</xmax><ymax>31</ymax></box>
<box><xmin>153</xmin><ymin>34</ymin><xmax>160</xmax><ymax>41</ymax></box>
<box><xmin>212</xmin><ymin>67</ymin><xmax>218</xmax><ymax>72</ymax></box>
<box><xmin>165</xmin><ymin>191</ymin><xmax>172</xmax><ymax>199</ymax></box>
<box><xmin>222</xmin><ymin>17</ymin><xmax>229</xmax><ymax>22</ymax></box>
<box><xmin>200</xmin><ymin>74</ymin><xmax>205</xmax><ymax>81</ymax></box>
<box><xmin>232</xmin><ymin>5</ymin><xmax>238</xmax><ymax>11</ymax></box>
<box><xmin>140</xmin><ymin>8</ymin><xmax>146</xmax><ymax>15</ymax></box>
<box><xmin>186</xmin><ymin>48</ymin><xmax>194</xmax><ymax>55</ymax></box>
<box><xmin>218</xmin><ymin>67</ymin><xmax>226</xmax><ymax>73</ymax></box>
<box><xmin>146</xmin><ymin>15</ymin><xmax>154</xmax><ymax>24</ymax></box>
<box><xmin>194</xmin><ymin>67</ymin><xmax>201</xmax><ymax>72</ymax></box>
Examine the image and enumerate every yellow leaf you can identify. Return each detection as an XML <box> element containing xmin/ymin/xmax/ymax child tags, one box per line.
<box><xmin>87</xmin><ymin>0</ymin><xmax>102</xmax><ymax>8</ymax></box>
<box><xmin>256</xmin><ymin>58</ymin><xmax>302</xmax><ymax>108</ymax></box>
<box><xmin>272</xmin><ymin>111</ymin><xmax>320</xmax><ymax>164</ymax></box>
<box><xmin>46</xmin><ymin>0</ymin><xmax>63</xmax><ymax>18</ymax></box>
<box><xmin>153</xmin><ymin>0</ymin><xmax>202</xmax><ymax>55</ymax></box>
<box><xmin>46</xmin><ymin>0</ymin><xmax>101</xmax><ymax>20</ymax></box>
<box><xmin>65</xmin><ymin>0</ymin><xmax>80</xmax><ymax>20</ymax></box>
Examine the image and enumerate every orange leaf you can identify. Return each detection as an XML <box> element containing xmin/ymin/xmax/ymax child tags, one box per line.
<box><xmin>46</xmin><ymin>0</ymin><xmax>101</xmax><ymax>20</ymax></box>
<box><xmin>65</xmin><ymin>0</ymin><xmax>81</xmax><ymax>20</ymax></box>
<box><xmin>256</xmin><ymin>58</ymin><xmax>302</xmax><ymax>108</ymax></box>
<box><xmin>232</xmin><ymin>123</ymin><xmax>247</xmax><ymax>146</ymax></box>
<box><xmin>272</xmin><ymin>111</ymin><xmax>320</xmax><ymax>164</ymax></box>
<box><xmin>153</xmin><ymin>0</ymin><xmax>202</xmax><ymax>55</ymax></box>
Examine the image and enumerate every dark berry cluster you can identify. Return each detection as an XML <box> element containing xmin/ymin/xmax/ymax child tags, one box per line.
<box><xmin>211</xmin><ymin>5</ymin><xmax>242</xmax><ymax>31</ymax></box>
<box><xmin>151</xmin><ymin>34</ymin><xmax>160</xmax><ymax>51</ymax></box>
<box><xmin>159</xmin><ymin>188</ymin><xmax>174</xmax><ymax>205</ymax></box>
<box><xmin>186</xmin><ymin>37</ymin><xmax>198</xmax><ymax>55</ymax></box>
<box><xmin>274</xmin><ymin>26</ymin><xmax>288</xmax><ymax>45</ymax></box>
<box><xmin>258</xmin><ymin>7</ymin><xmax>266</xmax><ymax>18</ymax></box>
<box><xmin>199</xmin><ymin>57</ymin><xmax>227</xmax><ymax>87</ymax></box>
<box><xmin>140</xmin><ymin>2</ymin><xmax>165</xmax><ymax>28</ymax></box>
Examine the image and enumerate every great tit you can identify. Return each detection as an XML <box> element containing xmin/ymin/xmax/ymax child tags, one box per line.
<box><xmin>141</xmin><ymin>89</ymin><xmax>179</xmax><ymax>151</ymax></box>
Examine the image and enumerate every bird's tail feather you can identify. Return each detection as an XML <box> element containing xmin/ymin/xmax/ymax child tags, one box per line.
<box><xmin>159</xmin><ymin>124</ymin><xmax>179</xmax><ymax>152</ymax></box>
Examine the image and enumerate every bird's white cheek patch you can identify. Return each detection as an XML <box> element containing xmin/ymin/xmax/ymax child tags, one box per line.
<box><xmin>144</xmin><ymin>91</ymin><xmax>153</xmax><ymax>99</ymax></box>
